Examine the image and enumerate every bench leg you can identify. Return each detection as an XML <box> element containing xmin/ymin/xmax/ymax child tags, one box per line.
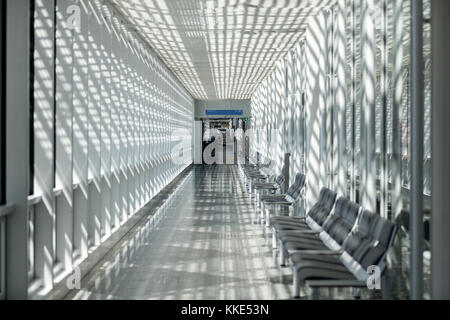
<box><xmin>254</xmin><ymin>194</ymin><xmax>260</xmax><ymax>223</ymax></box>
<box><xmin>265</xmin><ymin>208</ymin><xmax>271</xmax><ymax>227</ymax></box>
<box><xmin>260</xmin><ymin>203</ymin><xmax>265</xmax><ymax>225</ymax></box>
<box><xmin>279</xmin><ymin>240</ymin><xmax>287</xmax><ymax>267</ymax></box>
<box><xmin>309</xmin><ymin>287</ymin><xmax>319</xmax><ymax>300</ymax></box>
<box><xmin>381</xmin><ymin>273</ymin><xmax>392</xmax><ymax>299</ymax></box>
<box><xmin>293</xmin><ymin>267</ymin><xmax>301</xmax><ymax>298</ymax></box>
<box><xmin>352</xmin><ymin>288</ymin><xmax>361</xmax><ymax>299</ymax></box>
<box><xmin>272</xmin><ymin>230</ymin><xmax>278</xmax><ymax>250</ymax></box>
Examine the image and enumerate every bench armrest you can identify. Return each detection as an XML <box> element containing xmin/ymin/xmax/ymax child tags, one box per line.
<box><xmin>291</xmin><ymin>249</ymin><xmax>343</xmax><ymax>255</ymax></box>
<box><xmin>255</xmin><ymin>185</ymin><xmax>278</xmax><ymax>190</ymax></box>
<box><xmin>289</xmin><ymin>249</ymin><xmax>343</xmax><ymax>256</ymax></box>
<box><xmin>247</xmin><ymin>172</ymin><xmax>266</xmax><ymax>177</ymax></box>
<box><xmin>261</xmin><ymin>195</ymin><xmax>286</xmax><ymax>201</ymax></box>
<box><xmin>283</xmin><ymin>229</ymin><xmax>321</xmax><ymax>235</ymax></box>
<box><xmin>263</xmin><ymin>201</ymin><xmax>293</xmax><ymax>206</ymax></box>
<box><xmin>305</xmin><ymin>279</ymin><xmax>366</xmax><ymax>288</ymax></box>
<box><xmin>274</xmin><ymin>216</ymin><xmax>306</xmax><ymax>221</ymax></box>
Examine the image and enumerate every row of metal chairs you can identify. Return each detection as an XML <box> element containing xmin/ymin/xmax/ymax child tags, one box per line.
<box><xmin>238</xmin><ymin>160</ymin><xmax>398</xmax><ymax>299</ymax></box>
<box><xmin>238</xmin><ymin>160</ymin><xmax>305</xmax><ymax>226</ymax></box>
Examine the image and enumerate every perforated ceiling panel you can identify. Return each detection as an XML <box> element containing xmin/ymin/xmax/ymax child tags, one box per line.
<box><xmin>109</xmin><ymin>0</ymin><xmax>335</xmax><ymax>99</ymax></box>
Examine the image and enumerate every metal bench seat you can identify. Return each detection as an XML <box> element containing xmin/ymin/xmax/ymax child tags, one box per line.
<box><xmin>280</xmin><ymin>210</ymin><xmax>357</xmax><ymax>266</ymax></box>
<box><xmin>270</xmin><ymin>188</ymin><xmax>337</xmax><ymax>229</ymax></box>
<box><xmin>290</xmin><ymin>210</ymin><xmax>397</xmax><ymax>299</ymax></box>
<box><xmin>260</xmin><ymin>173</ymin><xmax>305</xmax><ymax>227</ymax></box>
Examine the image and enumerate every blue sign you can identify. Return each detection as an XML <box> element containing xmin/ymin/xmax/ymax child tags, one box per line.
<box><xmin>205</xmin><ymin>109</ymin><xmax>243</xmax><ymax>116</ymax></box>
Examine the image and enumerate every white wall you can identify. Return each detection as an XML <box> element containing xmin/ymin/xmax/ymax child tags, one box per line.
<box><xmin>251</xmin><ymin>9</ymin><xmax>336</xmax><ymax>212</ymax></box>
<box><xmin>27</xmin><ymin>0</ymin><xmax>194</xmax><ymax>296</ymax></box>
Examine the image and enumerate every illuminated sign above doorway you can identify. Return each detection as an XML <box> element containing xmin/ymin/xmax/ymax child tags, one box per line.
<box><xmin>205</xmin><ymin>109</ymin><xmax>243</xmax><ymax>116</ymax></box>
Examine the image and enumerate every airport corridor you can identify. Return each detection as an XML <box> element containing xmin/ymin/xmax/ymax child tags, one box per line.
<box><xmin>3</xmin><ymin>0</ymin><xmax>450</xmax><ymax>302</ymax></box>
<box><xmin>65</xmin><ymin>166</ymin><xmax>291</xmax><ymax>300</ymax></box>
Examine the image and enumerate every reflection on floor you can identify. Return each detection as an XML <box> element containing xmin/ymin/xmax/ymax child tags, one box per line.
<box><xmin>66</xmin><ymin>165</ymin><xmax>292</xmax><ymax>300</ymax></box>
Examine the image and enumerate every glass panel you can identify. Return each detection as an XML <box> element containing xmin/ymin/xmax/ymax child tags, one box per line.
<box><xmin>354</xmin><ymin>0</ymin><xmax>362</xmax><ymax>203</ymax></box>
<box><xmin>423</xmin><ymin>0</ymin><xmax>432</xmax><ymax>197</ymax></box>
<box><xmin>0</xmin><ymin>0</ymin><xmax>5</xmax><ymax>300</ymax></box>
<box><xmin>374</xmin><ymin>0</ymin><xmax>383</xmax><ymax>214</ymax></box>
<box><xmin>0</xmin><ymin>0</ymin><xmax>4</xmax><ymax>206</ymax></box>
<box><xmin>345</xmin><ymin>0</ymin><xmax>354</xmax><ymax>198</ymax></box>
<box><xmin>423</xmin><ymin>0</ymin><xmax>432</xmax><ymax>300</ymax></box>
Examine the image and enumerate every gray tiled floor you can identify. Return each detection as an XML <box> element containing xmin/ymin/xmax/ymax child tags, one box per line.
<box><xmin>66</xmin><ymin>165</ymin><xmax>292</xmax><ymax>300</ymax></box>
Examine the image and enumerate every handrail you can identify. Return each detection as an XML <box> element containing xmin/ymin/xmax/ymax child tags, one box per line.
<box><xmin>26</xmin><ymin>152</ymin><xmax>181</xmax><ymax>207</ymax></box>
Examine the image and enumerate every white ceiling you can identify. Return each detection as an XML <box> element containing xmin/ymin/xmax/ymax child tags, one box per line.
<box><xmin>110</xmin><ymin>0</ymin><xmax>335</xmax><ymax>100</ymax></box>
